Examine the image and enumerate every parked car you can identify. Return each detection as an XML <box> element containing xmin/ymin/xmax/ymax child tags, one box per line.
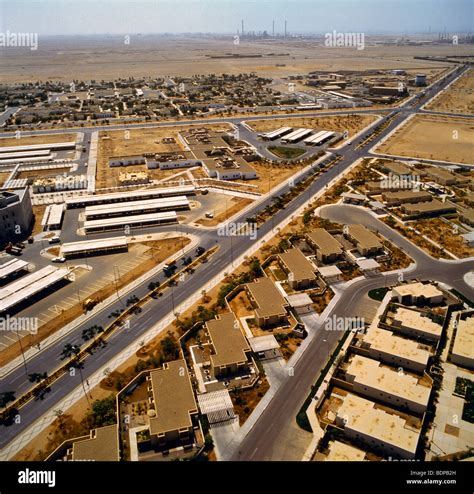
<box><xmin>51</xmin><ymin>257</ymin><xmax>66</xmax><ymax>263</ymax></box>
<box><xmin>48</xmin><ymin>236</ymin><xmax>61</xmax><ymax>244</ymax></box>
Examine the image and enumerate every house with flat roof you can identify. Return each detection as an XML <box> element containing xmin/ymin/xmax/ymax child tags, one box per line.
<box><xmin>392</xmin><ymin>282</ymin><xmax>443</xmax><ymax>306</ymax></box>
<box><xmin>323</xmin><ymin>440</ymin><xmax>367</xmax><ymax>461</ymax></box>
<box><xmin>335</xmin><ymin>393</ymin><xmax>420</xmax><ymax>459</ymax></box>
<box><xmin>306</xmin><ymin>229</ymin><xmax>344</xmax><ymax>263</ymax></box>
<box><xmin>278</xmin><ymin>248</ymin><xmax>317</xmax><ymax>289</ymax></box>
<box><xmin>69</xmin><ymin>425</ymin><xmax>120</xmax><ymax>461</ymax></box>
<box><xmin>344</xmin><ymin>355</ymin><xmax>431</xmax><ymax>414</ymax></box>
<box><xmin>380</xmin><ymin>161</ymin><xmax>412</xmax><ymax>177</ymax></box>
<box><xmin>425</xmin><ymin>167</ymin><xmax>468</xmax><ymax>186</ymax></box>
<box><xmin>109</xmin><ymin>155</ymin><xmax>146</xmax><ymax>167</ymax></box>
<box><xmin>147</xmin><ymin>359</ymin><xmax>199</xmax><ymax>450</ymax></box>
<box><xmin>401</xmin><ymin>199</ymin><xmax>456</xmax><ymax>219</ymax></box>
<box><xmin>345</xmin><ymin>224</ymin><xmax>383</xmax><ymax>256</ymax></box>
<box><xmin>389</xmin><ymin>307</ymin><xmax>443</xmax><ymax>342</ymax></box>
<box><xmin>205</xmin><ymin>313</ymin><xmax>251</xmax><ymax>378</ymax></box>
<box><xmin>246</xmin><ymin>277</ymin><xmax>289</xmax><ymax>327</ymax></box>
<box><xmin>382</xmin><ymin>190</ymin><xmax>432</xmax><ymax>207</ymax></box>
<box><xmin>460</xmin><ymin>208</ymin><xmax>474</xmax><ymax>227</ymax></box>
<box><xmin>361</xmin><ymin>325</ymin><xmax>431</xmax><ymax>373</ymax></box>
<box><xmin>451</xmin><ymin>313</ymin><xmax>474</xmax><ymax>369</ymax></box>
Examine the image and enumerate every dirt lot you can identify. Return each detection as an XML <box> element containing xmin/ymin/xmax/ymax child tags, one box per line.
<box><xmin>251</xmin><ymin>160</ymin><xmax>306</xmax><ymax>194</ymax></box>
<box><xmin>196</xmin><ymin>197</ymin><xmax>254</xmax><ymax>226</ymax></box>
<box><xmin>426</xmin><ymin>68</ymin><xmax>474</xmax><ymax>115</ymax></box>
<box><xmin>31</xmin><ymin>205</ymin><xmax>47</xmax><ymax>236</ymax></box>
<box><xmin>376</xmin><ymin>115</ymin><xmax>474</xmax><ymax>164</ymax></box>
<box><xmin>96</xmin><ymin>124</ymin><xmax>231</xmax><ymax>188</ymax></box>
<box><xmin>0</xmin><ymin>133</ymin><xmax>78</xmax><ymax>147</ymax></box>
<box><xmin>0</xmin><ymin>171</ymin><xmax>11</xmax><ymax>187</ymax></box>
<box><xmin>248</xmin><ymin>114</ymin><xmax>378</xmax><ymax>139</ymax></box>
<box><xmin>0</xmin><ymin>237</ymin><xmax>190</xmax><ymax>367</ymax></box>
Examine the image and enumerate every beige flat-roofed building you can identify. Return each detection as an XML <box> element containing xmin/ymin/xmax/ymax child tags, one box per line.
<box><xmin>426</xmin><ymin>167</ymin><xmax>468</xmax><ymax>186</ymax></box>
<box><xmin>401</xmin><ymin>199</ymin><xmax>456</xmax><ymax>219</ymax></box>
<box><xmin>362</xmin><ymin>325</ymin><xmax>430</xmax><ymax>373</ymax></box>
<box><xmin>390</xmin><ymin>307</ymin><xmax>443</xmax><ymax>341</ymax></box>
<box><xmin>324</xmin><ymin>440</ymin><xmax>367</xmax><ymax>461</ymax></box>
<box><xmin>345</xmin><ymin>355</ymin><xmax>431</xmax><ymax>414</ymax></box>
<box><xmin>392</xmin><ymin>282</ymin><xmax>443</xmax><ymax>305</ymax></box>
<box><xmin>278</xmin><ymin>248</ymin><xmax>317</xmax><ymax>289</ymax></box>
<box><xmin>206</xmin><ymin>313</ymin><xmax>251</xmax><ymax>377</ymax></box>
<box><xmin>381</xmin><ymin>161</ymin><xmax>412</xmax><ymax>176</ymax></box>
<box><xmin>451</xmin><ymin>315</ymin><xmax>474</xmax><ymax>369</ymax></box>
<box><xmin>306</xmin><ymin>229</ymin><xmax>344</xmax><ymax>263</ymax></box>
<box><xmin>346</xmin><ymin>224</ymin><xmax>383</xmax><ymax>256</ymax></box>
<box><xmin>246</xmin><ymin>277</ymin><xmax>289</xmax><ymax>327</ymax></box>
<box><xmin>148</xmin><ymin>359</ymin><xmax>198</xmax><ymax>448</ymax></box>
<box><xmin>335</xmin><ymin>393</ymin><xmax>420</xmax><ymax>459</ymax></box>
<box><xmin>71</xmin><ymin>425</ymin><xmax>119</xmax><ymax>461</ymax></box>
<box><xmin>382</xmin><ymin>190</ymin><xmax>432</xmax><ymax>206</ymax></box>
<box><xmin>460</xmin><ymin>209</ymin><xmax>474</xmax><ymax>227</ymax></box>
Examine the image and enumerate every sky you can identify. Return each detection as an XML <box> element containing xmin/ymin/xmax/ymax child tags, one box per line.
<box><xmin>0</xmin><ymin>0</ymin><xmax>472</xmax><ymax>36</ymax></box>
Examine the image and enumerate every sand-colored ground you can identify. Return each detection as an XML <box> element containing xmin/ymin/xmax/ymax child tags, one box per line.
<box><xmin>0</xmin><ymin>133</ymin><xmax>77</xmax><ymax>147</ymax></box>
<box><xmin>96</xmin><ymin>124</ymin><xmax>230</xmax><ymax>188</ymax></box>
<box><xmin>196</xmin><ymin>197</ymin><xmax>254</xmax><ymax>226</ymax></box>
<box><xmin>426</xmin><ymin>68</ymin><xmax>474</xmax><ymax>115</ymax></box>
<box><xmin>248</xmin><ymin>113</ymin><xmax>379</xmax><ymax>139</ymax></box>
<box><xmin>375</xmin><ymin>115</ymin><xmax>474</xmax><ymax>164</ymax></box>
<box><xmin>0</xmin><ymin>36</ymin><xmax>462</xmax><ymax>83</ymax></box>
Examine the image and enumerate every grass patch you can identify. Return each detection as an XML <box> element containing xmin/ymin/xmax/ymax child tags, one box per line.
<box><xmin>368</xmin><ymin>287</ymin><xmax>389</xmax><ymax>301</ymax></box>
<box><xmin>268</xmin><ymin>146</ymin><xmax>306</xmax><ymax>160</ymax></box>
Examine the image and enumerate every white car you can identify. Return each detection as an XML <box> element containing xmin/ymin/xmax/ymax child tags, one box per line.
<box><xmin>205</xmin><ymin>212</ymin><xmax>214</xmax><ymax>219</ymax></box>
<box><xmin>51</xmin><ymin>257</ymin><xmax>66</xmax><ymax>263</ymax></box>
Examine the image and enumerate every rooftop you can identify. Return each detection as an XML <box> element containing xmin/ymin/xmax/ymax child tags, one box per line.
<box><xmin>346</xmin><ymin>355</ymin><xmax>431</xmax><ymax>407</ymax></box>
<box><xmin>452</xmin><ymin>315</ymin><xmax>474</xmax><ymax>362</ymax></box>
<box><xmin>278</xmin><ymin>248</ymin><xmax>317</xmax><ymax>283</ymax></box>
<box><xmin>347</xmin><ymin>224</ymin><xmax>383</xmax><ymax>251</ymax></box>
<box><xmin>206</xmin><ymin>313</ymin><xmax>250</xmax><ymax>368</ymax></box>
<box><xmin>148</xmin><ymin>359</ymin><xmax>198</xmax><ymax>436</ymax></box>
<box><xmin>402</xmin><ymin>199</ymin><xmax>455</xmax><ymax>214</ymax></box>
<box><xmin>393</xmin><ymin>307</ymin><xmax>443</xmax><ymax>338</ymax></box>
<box><xmin>363</xmin><ymin>325</ymin><xmax>431</xmax><ymax>367</ymax></box>
<box><xmin>246</xmin><ymin>277</ymin><xmax>289</xmax><ymax>320</ymax></box>
<box><xmin>325</xmin><ymin>440</ymin><xmax>367</xmax><ymax>461</ymax></box>
<box><xmin>306</xmin><ymin>228</ymin><xmax>343</xmax><ymax>257</ymax></box>
<box><xmin>337</xmin><ymin>393</ymin><xmax>419</xmax><ymax>455</ymax></box>
<box><xmin>393</xmin><ymin>282</ymin><xmax>443</xmax><ymax>300</ymax></box>
<box><xmin>71</xmin><ymin>425</ymin><xmax>119</xmax><ymax>461</ymax></box>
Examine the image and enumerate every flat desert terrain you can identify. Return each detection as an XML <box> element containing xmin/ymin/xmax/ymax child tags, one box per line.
<box><xmin>0</xmin><ymin>133</ymin><xmax>78</xmax><ymax>147</ymax></box>
<box><xmin>375</xmin><ymin>115</ymin><xmax>474</xmax><ymax>164</ymax></box>
<box><xmin>425</xmin><ymin>68</ymin><xmax>474</xmax><ymax>115</ymax></box>
<box><xmin>0</xmin><ymin>35</ymin><xmax>466</xmax><ymax>83</ymax></box>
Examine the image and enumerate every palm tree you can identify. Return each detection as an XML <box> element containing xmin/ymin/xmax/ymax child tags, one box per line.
<box><xmin>60</xmin><ymin>343</ymin><xmax>80</xmax><ymax>361</ymax></box>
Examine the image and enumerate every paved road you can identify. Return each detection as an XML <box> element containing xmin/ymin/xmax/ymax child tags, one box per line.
<box><xmin>0</xmin><ymin>63</ymin><xmax>470</xmax><ymax>453</ymax></box>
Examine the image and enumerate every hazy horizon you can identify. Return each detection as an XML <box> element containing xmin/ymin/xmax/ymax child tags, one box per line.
<box><xmin>0</xmin><ymin>0</ymin><xmax>472</xmax><ymax>36</ymax></box>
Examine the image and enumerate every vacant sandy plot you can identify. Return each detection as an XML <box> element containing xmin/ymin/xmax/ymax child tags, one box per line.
<box><xmin>96</xmin><ymin>124</ymin><xmax>231</xmax><ymax>188</ymax></box>
<box><xmin>376</xmin><ymin>115</ymin><xmax>474</xmax><ymax>164</ymax></box>
<box><xmin>196</xmin><ymin>197</ymin><xmax>253</xmax><ymax>226</ymax></box>
<box><xmin>248</xmin><ymin>113</ymin><xmax>378</xmax><ymax>139</ymax></box>
<box><xmin>426</xmin><ymin>68</ymin><xmax>474</xmax><ymax>115</ymax></box>
<box><xmin>0</xmin><ymin>133</ymin><xmax>78</xmax><ymax>148</ymax></box>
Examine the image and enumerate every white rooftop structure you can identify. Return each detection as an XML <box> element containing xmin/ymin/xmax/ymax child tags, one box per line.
<box><xmin>197</xmin><ymin>390</ymin><xmax>235</xmax><ymax>425</ymax></box>
<box><xmin>66</xmin><ymin>185</ymin><xmax>195</xmax><ymax>208</ymax></box>
<box><xmin>41</xmin><ymin>204</ymin><xmax>65</xmax><ymax>230</ymax></box>
<box><xmin>0</xmin><ymin>266</ymin><xmax>70</xmax><ymax>312</ymax></box>
<box><xmin>356</xmin><ymin>258</ymin><xmax>380</xmax><ymax>271</ymax></box>
<box><xmin>247</xmin><ymin>335</ymin><xmax>280</xmax><ymax>353</ymax></box>
<box><xmin>84</xmin><ymin>211</ymin><xmax>177</xmax><ymax>233</ymax></box>
<box><xmin>0</xmin><ymin>149</ymin><xmax>52</xmax><ymax>160</ymax></box>
<box><xmin>0</xmin><ymin>258</ymin><xmax>30</xmax><ymax>279</ymax></box>
<box><xmin>0</xmin><ymin>141</ymin><xmax>76</xmax><ymax>153</ymax></box>
<box><xmin>304</xmin><ymin>130</ymin><xmax>335</xmax><ymax>146</ymax></box>
<box><xmin>84</xmin><ymin>196</ymin><xmax>189</xmax><ymax>219</ymax></box>
<box><xmin>281</xmin><ymin>128</ymin><xmax>313</xmax><ymax>143</ymax></box>
<box><xmin>262</xmin><ymin>127</ymin><xmax>293</xmax><ymax>140</ymax></box>
<box><xmin>317</xmin><ymin>265</ymin><xmax>342</xmax><ymax>279</ymax></box>
<box><xmin>61</xmin><ymin>236</ymin><xmax>128</xmax><ymax>257</ymax></box>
